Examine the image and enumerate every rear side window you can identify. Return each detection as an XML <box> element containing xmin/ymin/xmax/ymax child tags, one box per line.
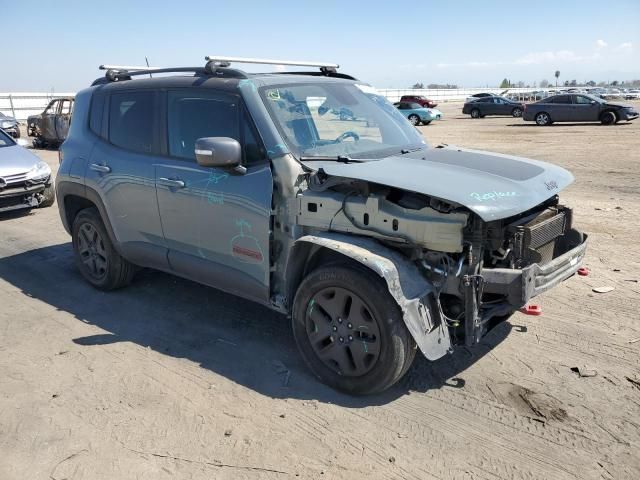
<box><xmin>109</xmin><ymin>91</ymin><xmax>156</xmax><ymax>154</ymax></box>
<box><xmin>550</xmin><ymin>95</ymin><xmax>571</xmax><ymax>104</ymax></box>
<box><xmin>167</xmin><ymin>90</ymin><xmax>239</xmax><ymax>160</ymax></box>
<box><xmin>89</xmin><ymin>91</ymin><xmax>105</xmax><ymax>135</ymax></box>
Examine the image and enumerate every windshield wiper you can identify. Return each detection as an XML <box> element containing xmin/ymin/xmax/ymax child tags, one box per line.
<box><xmin>299</xmin><ymin>155</ymin><xmax>363</xmax><ymax>163</ymax></box>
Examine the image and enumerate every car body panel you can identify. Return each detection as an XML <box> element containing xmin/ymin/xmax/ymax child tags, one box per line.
<box><xmin>0</xmin><ymin>140</ymin><xmax>43</xmax><ymax>176</ymax></box>
<box><xmin>155</xmin><ymin>159</ymin><xmax>273</xmax><ymax>302</ymax></box>
<box><xmin>301</xmin><ymin>145</ymin><xmax>573</xmax><ymax>221</ymax></box>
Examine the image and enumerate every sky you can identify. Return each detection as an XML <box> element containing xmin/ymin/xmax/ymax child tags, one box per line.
<box><xmin>2</xmin><ymin>0</ymin><xmax>639</xmax><ymax>92</ymax></box>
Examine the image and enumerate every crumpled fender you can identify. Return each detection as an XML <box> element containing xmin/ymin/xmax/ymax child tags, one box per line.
<box><xmin>293</xmin><ymin>232</ymin><xmax>451</xmax><ymax>361</ymax></box>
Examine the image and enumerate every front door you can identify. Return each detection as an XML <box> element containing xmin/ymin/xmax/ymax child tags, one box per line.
<box><xmin>55</xmin><ymin>98</ymin><xmax>73</xmax><ymax>141</ymax></box>
<box><xmin>39</xmin><ymin>99</ymin><xmax>60</xmax><ymax>141</ymax></box>
<box><xmin>155</xmin><ymin>89</ymin><xmax>273</xmax><ymax>304</ymax></box>
<box><xmin>571</xmin><ymin>95</ymin><xmax>600</xmax><ymax>121</ymax></box>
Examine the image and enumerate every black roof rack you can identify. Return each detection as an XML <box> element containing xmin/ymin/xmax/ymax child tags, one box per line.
<box><xmin>91</xmin><ymin>64</ymin><xmax>248</xmax><ymax>86</ymax></box>
<box><xmin>92</xmin><ymin>56</ymin><xmax>353</xmax><ymax>85</ymax></box>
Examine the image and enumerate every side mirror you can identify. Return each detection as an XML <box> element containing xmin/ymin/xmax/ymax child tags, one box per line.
<box><xmin>195</xmin><ymin>137</ymin><xmax>241</xmax><ymax>169</ymax></box>
<box><xmin>16</xmin><ymin>138</ymin><xmax>29</xmax><ymax>147</ymax></box>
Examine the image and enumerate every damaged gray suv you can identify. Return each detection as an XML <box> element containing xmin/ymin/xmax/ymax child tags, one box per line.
<box><xmin>56</xmin><ymin>57</ymin><xmax>587</xmax><ymax>394</ymax></box>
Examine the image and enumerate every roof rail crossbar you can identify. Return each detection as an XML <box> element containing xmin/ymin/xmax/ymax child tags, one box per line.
<box><xmin>93</xmin><ymin>65</ymin><xmax>248</xmax><ymax>85</ymax></box>
<box><xmin>205</xmin><ymin>55</ymin><xmax>339</xmax><ymax>69</ymax></box>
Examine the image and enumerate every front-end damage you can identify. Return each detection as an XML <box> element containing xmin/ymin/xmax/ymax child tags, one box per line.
<box><xmin>268</xmin><ymin>152</ymin><xmax>586</xmax><ymax>361</ymax></box>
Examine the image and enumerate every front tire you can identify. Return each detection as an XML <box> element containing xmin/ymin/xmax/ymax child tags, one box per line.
<box><xmin>72</xmin><ymin>208</ymin><xmax>135</xmax><ymax>290</ymax></box>
<box><xmin>292</xmin><ymin>265</ymin><xmax>416</xmax><ymax>395</ymax></box>
<box><xmin>38</xmin><ymin>184</ymin><xmax>55</xmax><ymax>208</ymax></box>
<box><xmin>512</xmin><ymin>107</ymin><xmax>523</xmax><ymax>117</ymax></box>
<box><xmin>408</xmin><ymin>114</ymin><xmax>420</xmax><ymax>126</ymax></box>
<box><xmin>535</xmin><ymin>112</ymin><xmax>551</xmax><ymax>126</ymax></box>
<box><xmin>470</xmin><ymin>108</ymin><xmax>480</xmax><ymax>119</ymax></box>
<box><xmin>600</xmin><ymin>111</ymin><xmax>616</xmax><ymax>125</ymax></box>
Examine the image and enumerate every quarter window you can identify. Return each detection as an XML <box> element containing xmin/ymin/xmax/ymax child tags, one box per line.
<box><xmin>109</xmin><ymin>91</ymin><xmax>156</xmax><ymax>154</ymax></box>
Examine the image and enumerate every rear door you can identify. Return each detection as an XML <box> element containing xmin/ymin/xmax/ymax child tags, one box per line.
<box><xmin>155</xmin><ymin>89</ymin><xmax>273</xmax><ymax>303</ymax></box>
<box><xmin>571</xmin><ymin>95</ymin><xmax>600</xmax><ymax>121</ymax></box>
<box><xmin>85</xmin><ymin>89</ymin><xmax>168</xmax><ymax>269</ymax></box>
<box><xmin>549</xmin><ymin>95</ymin><xmax>572</xmax><ymax>121</ymax></box>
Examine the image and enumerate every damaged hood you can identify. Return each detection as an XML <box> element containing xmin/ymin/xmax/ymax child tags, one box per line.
<box><xmin>305</xmin><ymin>145</ymin><xmax>574</xmax><ymax>221</ymax></box>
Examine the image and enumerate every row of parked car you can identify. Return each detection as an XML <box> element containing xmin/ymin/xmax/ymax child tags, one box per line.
<box><xmin>462</xmin><ymin>92</ymin><xmax>639</xmax><ymax>125</ymax></box>
<box><xmin>504</xmin><ymin>87</ymin><xmax>640</xmax><ymax>102</ymax></box>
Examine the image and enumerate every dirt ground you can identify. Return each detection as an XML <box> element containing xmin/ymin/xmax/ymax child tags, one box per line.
<box><xmin>1</xmin><ymin>103</ymin><xmax>639</xmax><ymax>480</ymax></box>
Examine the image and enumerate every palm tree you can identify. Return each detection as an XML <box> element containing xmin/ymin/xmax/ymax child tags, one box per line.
<box><xmin>554</xmin><ymin>70</ymin><xmax>560</xmax><ymax>87</ymax></box>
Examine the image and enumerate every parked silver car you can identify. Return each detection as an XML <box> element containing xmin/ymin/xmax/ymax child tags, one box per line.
<box><xmin>0</xmin><ymin>129</ymin><xmax>55</xmax><ymax>212</ymax></box>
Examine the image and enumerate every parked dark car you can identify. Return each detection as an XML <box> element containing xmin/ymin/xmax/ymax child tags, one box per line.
<box><xmin>523</xmin><ymin>94</ymin><xmax>639</xmax><ymax>126</ymax></box>
<box><xmin>399</xmin><ymin>95</ymin><xmax>438</xmax><ymax>108</ymax></box>
<box><xmin>0</xmin><ymin>112</ymin><xmax>20</xmax><ymax>138</ymax></box>
<box><xmin>27</xmin><ymin>97</ymin><xmax>74</xmax><ymax>148</ymax></box>
<box><xmin>462</xmin><ymin>96</ymin><xmax>525</xmax><ymax>118</ymax></box>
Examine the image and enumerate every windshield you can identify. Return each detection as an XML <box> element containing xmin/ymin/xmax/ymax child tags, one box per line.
<box><xmin>259</xmin><ymin>82</ymin><xmax>426</xmax><ymax>159</ymax></box>
<box><xmin>0</xmin><ymin>129</ymin><xmax>15</xmax><ymax>148</ymax></box>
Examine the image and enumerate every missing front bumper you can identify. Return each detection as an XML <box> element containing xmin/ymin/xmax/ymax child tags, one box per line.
<box><xmin>481</xmin><ymin>230</ymin><xmax>588</xmax><ymax>307</ymax></box>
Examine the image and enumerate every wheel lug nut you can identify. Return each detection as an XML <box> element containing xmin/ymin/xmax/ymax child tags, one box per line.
<box><xmin>332</xmin><ymin>326</ymin><xmax>338</xmax><ymax>332</ymax></box>
<box><xmin>347</xmin><ymin>323</ymin><xmax>352</xmax><ymax>329</ymax></box>
<box><xmin>339</xmin><ymin>337</ymin><xmax>344</xmax><ymax>343</ymax></box>
<box><xmin>338</xmin><ymin>318</ymin><xmax>343</xmax><ymax>324</ymax></box>
<box><xmin>348</xmin><ymin>335</ymin><xmax>353</xmax><ymax>341</ymax></box>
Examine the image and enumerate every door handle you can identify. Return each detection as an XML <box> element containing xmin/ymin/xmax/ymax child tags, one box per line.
<box><xmin>158</xmin><ymin>177</ymin><xmax>186</xmax><ymax>188</ymax></box>
<box><xmin>90</xmin><ymin>163</ymin><xmax>111</xmax><ymax>173</ymax></box>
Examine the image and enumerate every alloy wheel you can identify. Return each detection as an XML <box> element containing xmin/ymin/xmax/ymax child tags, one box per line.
<box><xmin>305</xmin><ymin>286</ymin><xmax>381</xmax><ymax>377</ymax></box>
<box><xmin>77</xmin><ymin>222</ymin><xmax>108</xmax><ymax>279</ymax></box>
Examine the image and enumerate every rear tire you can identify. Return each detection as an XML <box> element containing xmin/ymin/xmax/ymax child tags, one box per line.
<box><xmin>535</xmin><ymin>112</ymin><xmax>551</xmax><ymax>126</ymax></box>
<box><xmin>470</xmin><ymin>108</ymin><xmax>480</xmax><ymax>119</ymax></box>
<box><xmin>408</xmin><ymin>114</ymin><xmax>420</xmax><ymax>126</ymax></box>
<box><xmin>600</xmin><ymin>111</ymin><xmax>616</xmax><ymax>125</ymax></box>
<box><xmin>72</xmin><ymin>208</ymin><xmax>135</xmax><ymax>290</ymax></box>
<box><xmin>292</xmin><ymin>265</ymin><xmax>416</xmax><ymax>395</ymax></box>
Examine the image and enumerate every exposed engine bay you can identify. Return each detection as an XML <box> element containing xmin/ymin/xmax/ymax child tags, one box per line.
<box><xmin>295</xmin><ymin>170</ymin><xmax>587</xmax><ymax>350</ymax></box>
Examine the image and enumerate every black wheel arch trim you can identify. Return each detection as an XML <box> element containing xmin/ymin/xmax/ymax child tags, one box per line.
<box><xmin>287</xmin><ymin>231</ymin><xmax>451</xmax><ymax>361</ymax></box>
<box><xmin>56</xmin><ymin>180</ymin><xmax>120</xmax><ymax>252</ymax></box>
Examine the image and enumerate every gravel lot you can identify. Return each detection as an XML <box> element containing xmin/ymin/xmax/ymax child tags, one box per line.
<box><xmin>1</xmin><ymin>103</ymin><xmax>639</xmax><ymax>480</ymax></box>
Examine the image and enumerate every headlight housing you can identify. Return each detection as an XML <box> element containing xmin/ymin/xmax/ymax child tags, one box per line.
<box><xmin>27</xmin><ymin>161</ymin><xmax>51</xmax><ymax>182</ymax></box>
